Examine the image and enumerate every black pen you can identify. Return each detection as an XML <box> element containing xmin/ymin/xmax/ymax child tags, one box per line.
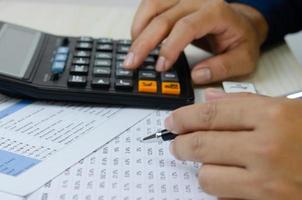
<box><xmin>141</xmin><ymin>129</ymin><xmax>177</xmax><ymax>143</ymax></box>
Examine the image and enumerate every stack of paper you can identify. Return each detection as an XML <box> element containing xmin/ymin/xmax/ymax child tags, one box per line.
<box><xmin>0</xmin><ymin>94</ymin><xmax>153</xmax><ymax>199</ymax></box>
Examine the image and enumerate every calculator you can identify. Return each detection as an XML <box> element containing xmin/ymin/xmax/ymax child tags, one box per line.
<box><xmin>0</xmin><ymin>21</ymin><xmax>194</xmax><ymax>109</ymax></box>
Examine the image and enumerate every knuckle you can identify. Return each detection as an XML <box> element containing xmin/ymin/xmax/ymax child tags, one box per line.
<box><xmin>176</xmin><ymin>17</ymin><xmax>196</xmax><ymax>35</ymax></box>
<box><xmin>221</xmin><ymin>63</ymin><xmax>232</xmax><ymax>77</ymax></box>
<box><xmin>198</xmin><ymin>103</ymin><xmax>218</xmax><ymax>129</ymax></box>
<box><xmin>131</xmin><ymin>27</ymin><xmax>139</xmax><ymax>39</ymax></box>
<box><xmin>198</xmin><ymin>167</ymin><xmax>214</xmax><ymax>194</ymax></box>
<box><xmin>211</xmin><ymin>0</ymin><xmax>227</xmax><ymax>13</ymax></box>
<box><xmin>267</xmin><ymin>102</ymin><xmax>288</xmax><ymax>122</ymax></box>
<box><xmin>247</xmin><ymin>174</ymin><xmax>269</xmax><ymax>199</ymax></box>
<box><xmin>241</xmin><ymin>50</ymin><xmax>258</xmax><ymax>74</ymax></box>
<box><xmin>192</xmin><ymin>134</ymin><xmax>206</xmax><ymax>160</ymax></box>
<box><xmin>153</xmin><ymin>15</ymin><xmax>173</xmax><ymax>30</ymax></box>
<box><xmin>159</xmin><ymin>44</ymin><xmax>174</xmax><ymax>60</ymax></box>
<box><xmin>216</xmin><ymin>59</ymin><xmax>232</xmax><ymax>78</ymax></box>
<box><xmin>169</xmin><ymin>106</ymin><xmax>190</xmax><ymax>132</ymax></box>
<box><xmin>256</xmin><ymin>177</ymin><xmax>290</xmax><ymax>200</ymax></box>
<box><xmin>254</xmin><ymin>137</ymin><xmax>282</xmax><ymax>165</ymax></box>
<box><xmin>133</xmin><ymin>39</ymin><xmax>152</xmax><ymax>53</ymax></box>
<box><xmin>142</xmin><ymin>0</ymin><xmax>156</xmax><ymax>6</ymax></box>
<box><xmin>171</xmin><ymin>138</ymin><xmax>183</xmax><ymax>160</ymax></box>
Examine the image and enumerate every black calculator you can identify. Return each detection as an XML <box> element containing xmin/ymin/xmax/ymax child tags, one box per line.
<box><xmin>0</xmin><ymin>21</ymin><xmax>194</xmax><ymax>109</ymax></box>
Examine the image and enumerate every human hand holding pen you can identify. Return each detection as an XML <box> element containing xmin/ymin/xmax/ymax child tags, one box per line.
<box><xmin>123</xmin><ymin>0</ymin><xmax>268</xmax><ymax>85</ymax></box>
<box><xmin>164</xmin><ymin>89</ymin><xmax>302</xmax><ymax>199</ymax></box>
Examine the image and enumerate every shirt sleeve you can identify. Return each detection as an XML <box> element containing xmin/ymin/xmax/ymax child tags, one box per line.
<box><xmin>226</xmin><ymin>0</ymin><xmax>302</xmax><ymax>46</ymax></box>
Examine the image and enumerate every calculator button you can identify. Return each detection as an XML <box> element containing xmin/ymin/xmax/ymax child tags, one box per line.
<box><xmin>78</xmin><ymin>37</ymin><xmax>93</xmax><ymax>43</ymax></box>
<box><xmin>95</xmin><ymin>52</ymin><xmax>113</xmax><ymax>59</ymax></box>
<box><xmin>76</xmin><ymin>42</ymin><xmax>93</xmax><ymax>50</ymax></box>
<box><xmin>116</xmin><ymin>61</ymin><xmax>125</xmax><ymax>69</ymax></box>
<box><xmin>138</xmin><ymin>71</ymin><xmax>156</xmax><ymax>80</ymax></box>
<box><xmin>144</xmin><ymin>56</ymin><xmax>155</xmax><ymax>63</ymax></box>
<box><xmin>93</xmin><ymin>67</ymin><xmax>111</xmax><ymax>77</ymax></box>
<box><xmin>57</xmin><ymin>47</ymin><xmax>70</xmax><ymax>54</ymax></box>
<box><xmin>161</xmin><ymin>71</ymin><xmax>179</xmax><ymax>82</ymax></box>
<box><xmin>116</xmin><ymin>69</ymin><xmax>134</xmax><ymax>79</ymax></box>
<box><xmin>150</xmin><ymin>48</ymin><xmax>160</xmax><ymax>56</ymax></box>
<box><xmin>117</xmin><ymin>45</ymin><xmax>130</xmax><ymax>53</ymax></box>
<box><xmin>141</xmin><ymin>64</ymin><xmax>155</xmax><ymax>71</ymax></box>
<box><xmin>117</xmin><ymin>39</ymin><xmax>132</xmax><ymax>46</ymax></box>
<box><xmin>51</xmin><ymin>73</ymin><xmax>60</xmax><ymax>81</ymax></box>
<box><xmin>74</xmin><ymin>51</ymin><xmax>91</xmax><ymax>58</ymax></box>
<box><xmin>97</xmin><ymin>38</ymin><xmax>113</xmax><ymax>44</ymax></box>
<box><xmin>116</xmin><ymin>54</ymin><xmax>127</xmax><ymax>61</ymax></box>
<box><xmin>68</xmin><ymin>76</ymin><xmax>87</xmax><ymax>87</ymax></box>
<box><xmin>138</xmin><ymin>80</ymin><xmax>157</xmax><ymax>93</ymax></box>
<box><xmin>73</xmin><ymin>58</ymin><xmax>90</xmax><ymax>65</ymax></box>
<box><xmin>91</xmin><ymin>78</ymin><xmax>110</xmax><ymax>89</ymax></box>
<box><xmin>61</xmin><ymin>38</ymin><xmax>70</xmax><ymax>46</ymax></box>
<box><xmin>96</xmin><ymin>44</ymin><xmax>113</xmax><ymax>51</ymax></box>
<box><xmin>115</xmin><ymin>79</ymin><xmax>133</xmax><ymax>90</ymax></box>
<box><xmin>70</xmin><ymin>65</ymin><xmax>89</xmax><ymax>75</ymax></box>
<box><xmin>54</xmin><ymin>54</ymin><xmax>68</xmax><ymax>62</ymax></box>
<box><xmin>51</xmin><ymin>62</ymin><xmax>65</xmax><ymax>74</ymax></box>
<box><xmin>94</xmin><ymin>59</ymin><xmax>112</xmax><ymax>67</ymax></box>
<box><xmin>162</xmin><ymin>82</ymin><xmax>181</xmax><ymax>95</ymax></box>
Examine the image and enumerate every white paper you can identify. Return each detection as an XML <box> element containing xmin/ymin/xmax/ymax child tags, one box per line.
<box><xmin>28</xmin><ymin>110</ymin><xmax>216</xmax><ymax>200</ymax></box>
<box><xmin>223</xmin><ymin>81</ymin><xmax>257</xmax><ymax>94</ymax></box>
<box><xmin>285</xmin><ymin>31</ymin><xmax>302</xmax><ymax>67</ymax></box>
<box><xmin>0</xmin><ymin>94</ymin><xmax>152</xmax><ymax>197</ymax></box>
<box><xmin>0</xmin><ymin>192</ymin><xmax>24</xmax><ymax>200</ymax></box>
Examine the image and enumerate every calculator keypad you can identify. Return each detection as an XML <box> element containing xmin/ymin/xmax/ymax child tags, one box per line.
<box><xmin>51</xmin><ymin>37</ymin><xmax>182</xmax><ymax>96</ymax></box>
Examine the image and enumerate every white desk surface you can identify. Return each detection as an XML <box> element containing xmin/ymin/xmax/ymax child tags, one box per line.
<box><xmin>0</xmin><ymin>0</ymin><xmax>302</xmax><ymax>103</ymax></box>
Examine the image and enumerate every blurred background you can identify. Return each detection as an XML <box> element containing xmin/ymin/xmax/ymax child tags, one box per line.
<box><xmin>4</xmin><ymin>0</ymin><xmax>140</xmax><ymax>7</ymax></box>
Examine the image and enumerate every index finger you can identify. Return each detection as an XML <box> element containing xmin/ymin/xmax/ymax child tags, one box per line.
<box><xmin>164</xmin><ymin>95</ymin><xmax>264</xmax><ymax>134</ymax></box>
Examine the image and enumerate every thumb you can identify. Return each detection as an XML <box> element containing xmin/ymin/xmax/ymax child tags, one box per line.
<box><xmin>191</xmin><ymin>47</ymin><xmax>256</xmax><ymax>85</ymax></box>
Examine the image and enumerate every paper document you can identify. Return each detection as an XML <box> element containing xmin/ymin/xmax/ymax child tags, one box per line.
<box><xmin>0</xmin><ymin>94</ymin><xmax>152</xmax><ymax>197</ymax></box>
<box><xmin>28</xmin><ymin>110</ymin><xmax>216</xmax><ymax>200</ymax></box>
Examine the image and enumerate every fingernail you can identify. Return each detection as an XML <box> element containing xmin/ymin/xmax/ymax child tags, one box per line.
<box><xmin>164</xmin><ymin>115</ymin><xmax>173</xmax><ymax>131</ymax></box>
<box><xmin>195</xmin><ymin>68</ymin><xmax>212</xmax><ymax>83</ymax></box>
<box><xmin>169</xmin><ymin>141</ymin><xmax>175</xmax><ymax>155</ymax></box>
<box><xmin>123</xmin><ymin>52</ymin><xmax>134</xmax><ymax>67</ymax></box>
<box><xmin>156</xmin><ymin>56</ymin><xmax>166</xmax><ymax>71</ymax></box>
<box><xmin>204</xmin><ymin>88</ymin><xmax>226</xmax><ymax>101</ymax></box>
<box><xmin>206</xmin><ymin>88</ymin><xmax>225</xmax><ymax>95</ymax></box>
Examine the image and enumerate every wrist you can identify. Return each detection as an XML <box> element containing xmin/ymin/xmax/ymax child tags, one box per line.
<box><xmin>229</xmin><ymin>3</ymin><xmax>269</xmax><ymax>46</ymax></box>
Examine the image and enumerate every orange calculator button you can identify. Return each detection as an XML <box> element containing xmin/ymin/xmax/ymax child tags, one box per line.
<box><xmin>138</xmin><ymin>80</ymin><xmax>157</xmax><ymax>93</ymax></box>
<box><xmin>162</xmin><ymin>82</ymin><xmax>181</xmax><ymax>95</ymax></box>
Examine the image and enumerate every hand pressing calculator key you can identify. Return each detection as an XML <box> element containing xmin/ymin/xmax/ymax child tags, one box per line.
<box><xmin>0</xmin><ymin>21</ymin><xmax>194</xmax><ymax>109</ymax></box>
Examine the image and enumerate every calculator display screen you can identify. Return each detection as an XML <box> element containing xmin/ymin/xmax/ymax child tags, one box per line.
<box><xmin>0</xmin><ymin>24</ymin><xmax>41</xmax><ymax>78</ymax></box>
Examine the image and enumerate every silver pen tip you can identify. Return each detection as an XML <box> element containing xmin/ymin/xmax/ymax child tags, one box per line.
<box><xmin>140</xmin><ymin>133</ymin><xmax>159</xmax><ymax>143</ymax></box>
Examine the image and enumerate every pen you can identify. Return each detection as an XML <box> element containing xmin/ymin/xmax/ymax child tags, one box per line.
<box><xmin>141</xmin><ymin>91</ymin><xmax>302</xmax><ymax>143</ymax></box>
<box><xmin>141</xmin><ymin>129</ymin><xmax>177</xmax><ymax>143</ymax></box>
